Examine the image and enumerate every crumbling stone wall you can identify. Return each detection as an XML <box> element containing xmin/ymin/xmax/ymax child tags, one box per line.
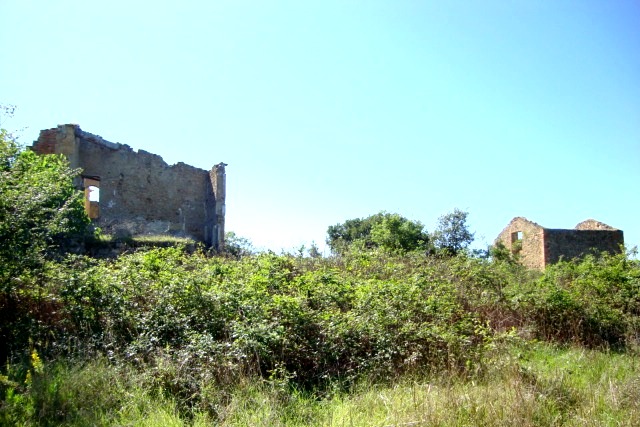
<box><xmin>575</xmin><ymin>219</ymin><xmax>618</xmax><ymax>231</ymax></box>
<box><xmin>32</xmin><ymin>124</ymin><xmax>225</xmax><ymax>249</ymax></box>
<box><xmin>495</xmin><ymin>217</ymin><xmax>624</xmax><ymax>270</ymax></box>
<box><xmin>544</xmin><ymin>223</ymin><xmax>623</xmax><ymax>265</ymax></box>
<box><xmin>495</xmin><ymin>217</ymin><xmax>546</xmax><ymax>270</ymax></box>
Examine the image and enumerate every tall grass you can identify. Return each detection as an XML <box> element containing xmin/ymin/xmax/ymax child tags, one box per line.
<box><xmin>2</xmin><ymin>344</ymin><xmax>638</xmax><ymax>426</ymax></box>
<box><xmin>327</xmin><ymin>344</ymin><xmax>640</xmax><ymax>427</ymax></box>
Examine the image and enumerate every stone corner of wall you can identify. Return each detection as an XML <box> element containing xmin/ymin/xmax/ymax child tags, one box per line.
<box><xmin>211</xmin><ymin>162</ymin><xmax>227</xmax><ymax>172</ymax></box>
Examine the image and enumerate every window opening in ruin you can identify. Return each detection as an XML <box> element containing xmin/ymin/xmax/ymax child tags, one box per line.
<box><xmin>88</xmin><ymin>186</ymin><xmax>100</xmax><ymax>202</ymax></box>
<box><xmin>83</xmin><ymin>177</ymin><xmax>100</xmax><ymax>219</ymax></box>
<box><xmin>511</xmin><ymin>231</ymin><xmax>523</xmax><ymax>254</ymax></box>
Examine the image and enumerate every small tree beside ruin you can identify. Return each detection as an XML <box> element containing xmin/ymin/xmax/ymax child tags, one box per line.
<box><xmin>432</xmin><ymin>208</ymin><xmax>475</xmax><ymax>255</ymax></box>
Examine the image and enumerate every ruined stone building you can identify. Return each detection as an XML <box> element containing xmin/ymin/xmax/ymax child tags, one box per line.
<box><xmin>32</xmin><ymin>124</ymin><xmax>226</xmax><ymax>250</ymax></box>
<box><xmin>495</xmin><ymin>217</ymin><xmax>624</xmax><ymax>270</ymax></box>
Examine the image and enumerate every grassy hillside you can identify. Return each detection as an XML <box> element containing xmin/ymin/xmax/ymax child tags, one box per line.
<box><xmin>1</xmin><ymin>246</ymin><xmax>639</xmax><ymax>425</ymax></box>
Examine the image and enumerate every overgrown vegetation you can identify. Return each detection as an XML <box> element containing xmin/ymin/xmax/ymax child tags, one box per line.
<box><xmin>2</xmin><ymin>246</ymin><xmax>638</xmax><ymax>425</ymax></box>
<box><xmin>1</xmin><ymin>116</ymin><xmax>639</xmax><ymax>425</ymax></box>
<box><xmin>3</xmin><ymin>342</ymin><xmax>640</xmax><ymax>426</ymax></box>
<box><xmin>0</xmin><ymin>125</ymin><xmax>90</xmax><ymax>286</ymax></box>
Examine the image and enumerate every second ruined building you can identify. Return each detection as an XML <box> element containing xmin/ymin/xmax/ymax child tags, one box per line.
<box><xmin>495</xmin><ymin>217</ymin><xmax>624</xmax><ymax>270</ymax></box>
<box><xmin>32</xmin><ymin>124</ymin><xmax>226</xmax><ymax>250</ymax></box>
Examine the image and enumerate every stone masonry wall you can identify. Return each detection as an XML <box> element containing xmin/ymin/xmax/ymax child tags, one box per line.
<box><xmin>32</xmin><ymin>125</ymin><xmax>225</xmax><ymax>249</ymax></box>
<box><xmin>543</xmin><ymin>228</ymin><xmax>624</xmax><ymax>265</ymax></box>
<box><xmin>575</xmin><ymin>219</ymin><xmax>617</xmax><ymax>231</ymax></box>
<box><xmin>495</xmin><ymin>217</ymin><xmax>546</xmax><ymax>270</ymax></box>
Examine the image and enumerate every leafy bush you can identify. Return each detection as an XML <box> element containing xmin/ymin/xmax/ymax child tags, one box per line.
<box><xmin>507</xmin><ymin>252</ymin><xmax>640</xmax><ymax>347</ymax></box>
<box><xmin>0</xmin><ymin>130</ymin><xmax>92</xmax><ymax>363</ymax></box>
<box><xmin>0</xmin><ymin>138</ymin><xmax>90</xmax><ymax>285</ymax></box>
<box><xmin>1</xmin><ymin>247</ymin><xmax>494</xmax><ymax>415</ymax></box>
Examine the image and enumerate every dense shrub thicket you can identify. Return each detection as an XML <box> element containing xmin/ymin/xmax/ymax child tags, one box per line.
<box><xmin>4</xmin><ymin>250</ymin><xmax>491</xmax><ymax>387</ymax></box>
<box><xmin>0</xmin><ymin>130</ymin><xmax>91</xmax><ymax>369</ymax></box>
<box><xmin>2</xmin><ymin>245</ymin><xmax>639</xmax><ymax>420</ymax></box>
<box><xmin>512</xmin><ymin>252</ymin><xmax>640</xmax><ymax>346</ymax></box>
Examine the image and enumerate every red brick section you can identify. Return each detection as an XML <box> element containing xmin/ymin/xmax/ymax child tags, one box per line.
<box><xmin>32</xmin><ymin>128</ymin><xmax>58</xmax><ymax>154</ymax></box>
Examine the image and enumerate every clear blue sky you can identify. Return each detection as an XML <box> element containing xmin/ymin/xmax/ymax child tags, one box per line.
<box><xmin>2</xmin><ymin>1</ymin><xmax>639</xmax><ymax>253</ymax></box>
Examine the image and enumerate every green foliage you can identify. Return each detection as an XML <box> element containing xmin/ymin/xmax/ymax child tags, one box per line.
<box><xmin>507</xmin><ymin>252</ymin><xmax>640</xmax><ymax>347</ymax></box>
<box><xmin>0</xmin><ymin>248</ymin><xmax>496</xmax><ymax>416</ymax></box>
<box><xmin>369</xmin><ymin>213</ymin><xmax>429</xmax><ymax>253</ymax></box>
<box><xmin>0</xmin><ymin>357</ymin><xmax>197</xmax><ymax>427</ymax></box>
<box><xmin>3</xmin><ymin>343</ymin><xmax>640</xmax><ymax>426</ymax></box>
<box><xmin>0</xmin><ymin>129</ymin><xmax>20</xmax><ymax>170</ymax></box>
<box><xmin>326</xmin><ymin>212</ymin><xmax>429</xmax><ymax>254</ymax></box>
<box><xmin>0</xmin><ymin>120</ymin><xmax>93</xmax><ymax>365</ymax></box>
<box><xmin>326</xmin><ymin>215</ymin><xmax>375</xmax><ymax>253</ymax></box>
<box><xmin>432</xmin><ymin>208</ymin><xmax>475</xmax><ymax>255</ymax></box>
<box><xmin>307</xmin><ymin>241</ymin><xmax>322</xmax><ymax>258</ymax></box>
<box><xmin>0</xmin><ymin>133</ymin><xmax>90</xmax><ymax>285</ymax></box>
<box><xmin>224</xmin><ymin>231</ymin><xmax>255</xmax><ymax>259</ymax></box>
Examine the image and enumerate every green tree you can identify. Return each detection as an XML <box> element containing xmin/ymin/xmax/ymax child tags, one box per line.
<box><xmin>0</xmin><ymin>112</ymin><xmax>91</xmax><ymax>363</ymax></box>
<box><xmin>308</xmin><ymin>241</ymin><xmax>322</xmax><ymax>258</ymax></box>
<box><xmin>326</xmin><ymin>215</ymin><xmax>376</xmax><ymax>253</ymax></box>
<box><xmin>370</xmin><ymin>213</ymin><xmax>429</xmax><ymax>253</ymax></box>
<box><xmin>432</xmin><ymin>208</ymin><xmax>475</xmax><ymax>255</ymax></box>
<box><xmin>0</xmin><ymin>125</ymin><xmax>90</xmax><ymax>286</ymax></box>
<box><xmin>223</xmin><ymin>231</ymin><xmax>254</xmax><ymax>259</ymax></box>
<box><xmin>326</xmin><ymin>212</ymin><xmax>429</xmax><ymax>254</ymax></box>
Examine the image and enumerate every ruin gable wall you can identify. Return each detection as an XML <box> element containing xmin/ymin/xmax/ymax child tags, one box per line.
<box><xmin>495</xmin><ymin>217</ymin><xmax>545</xmax><ymax>270</ymax></box>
